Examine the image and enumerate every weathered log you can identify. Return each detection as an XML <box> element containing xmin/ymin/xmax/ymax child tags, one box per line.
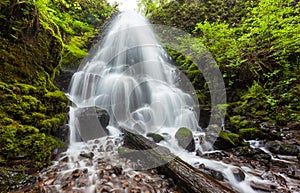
<box><xmin>120</xmin><ymin>129</ymin><xmax>236</xmax><ymax>193</ymax></box>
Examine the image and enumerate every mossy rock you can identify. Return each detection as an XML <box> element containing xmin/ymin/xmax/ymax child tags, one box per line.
<box><xmin>239</xmin><ymin>128</ymin><xmax>263</xmax><ymax>140</ymax></box>
<box><xmin>213</xmin><ymin>131</ymin><xmax>242</xmax><ymax>150</ymax></box>
<box><xmin>146</xmin><ymin>133</ymin><xmax>165</xmax><ymax>143</ymax></box>
<box><xmin>0</xmin><ymin>168</ymin><xmax>36</xmax><ymax>192</ymax></box>
<box><xmin>266</xmin><ymin>141</ymin><xmax>299</xmax><ymax>156</ymax></box>
<box><xmin>175</xmin><ymin>127</ymin><xmax>195</xmax><ymax>152</ymax></box>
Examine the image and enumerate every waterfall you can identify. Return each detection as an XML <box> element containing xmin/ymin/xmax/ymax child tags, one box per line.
<box><xmin>61</xmin><ymin>12</ymin><xmax>271</xmax><ymax>193</ymax></box>
<box><xmin>67</xmin><ymin>11</ymin><xmax>200</xmax><ymax>144</ymax></box>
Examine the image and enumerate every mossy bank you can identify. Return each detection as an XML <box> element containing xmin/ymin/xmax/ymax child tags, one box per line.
<box><xmin>0</xmin><ymin>0</ymin><xmax>115</xmax><ymax>191</ymax></box>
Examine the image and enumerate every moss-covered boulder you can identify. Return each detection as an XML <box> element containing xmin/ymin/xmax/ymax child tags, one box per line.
<box><xmin>175</xmin><ymin>127</ymin><xmax>195</xmax><ymax>152</ymax></box>
<box><xmin>146</xmin><ymin>133</ymin><xmax>165</xmax><ymax>143</ymax></box>
<box><xmin>239</xmin><ymin>128</ymin><xmax>264</xmax><ymax>140</ymax></box>
<box><xmin>213</xmin><ymin>131</ymin><xmax>242</xmax><ymax>150</ymax></box>
<box><xmin>265</xmin><ymin>141</ymin><xmax>299</xmax><ymax>156</ymax></box>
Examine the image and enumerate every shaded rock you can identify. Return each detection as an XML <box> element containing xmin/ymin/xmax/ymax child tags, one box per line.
<box><xmin>175</xmin><ymin>127</ymin><xmax>195</xmax><ymax>152</ymax></box>
<box><xmin>199</xmin><ymin>167</ymin><xmax>224</xmax><ymax>181</ymax></box>
<box><xmin>112</xmin><ymin>165</ymin><xmax>123</xmax><ymax>176</ymax></box>
<box><xmin>287</xmin><ymin>121</ymin><xmax>300</xmax><ymax>130</ymax></box>
<box><xmin>0</xmin><ymin>170</ymin><xmax>37</xmax><ymax>192</ymax></box>
<box><xmin>80</xmin><ymin>152</ymin><xmax>94</xmax><ymax>159</ymax></box>
<box><xmin>128</xmin><ymin>187</ymin><xmax>141</xmax><ymax>193</ymax></box>
<box><xmin>210</xmin><ymin>170</ymin><xmax>224</xmax><ymax>181</ymax></box>
<box><xmin>72</xmin><ymin>169</ymin><xmax>81</xmax><ymax>179</ymax></box>
<box><xmin>231</xmin><ymin>167</ymin><xmax>245</xmax><ymax>182</ymax></box>
<box><xmin>239</xmin><ymin>128</ymin><xmax>264</xmax><ymax>140</ymax></box>
<box><xmin>54</xmin><ymin>67</ymin><xmax>76</xmax><ymax>92</ymax></box>
<box><xmin>250</xmin><ymin>181</ymin><xmax>276</xmax><ymax>192</ymax></box>
<box><xmin>213</xmin><ymin>131</ymin><xmax>242</xmax><ymax>150</ymax></box>
<box><xmin>75</xmin><ymin>107</ymin><xmax>109</xmax><ymax>141</ymax></box>
<box><xmin>146</xmin><ymin>132</ymin><xmax>164</xmax><ymax>143</ymax></box>
<box><xmin>266</xmin><ymin>141</ymin><xmax>299</xmax><ymax>155</ymax></box>
<box><xmin>260</xmin><ymin>122</ymin><xmax>281</xmax><ymax>140</ymax></box>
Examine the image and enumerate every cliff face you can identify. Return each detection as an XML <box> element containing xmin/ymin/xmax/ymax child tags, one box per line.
<box><xmin>0</xmin><ymin>0</ymin><xmax>68</xmax><ymax>166</ymax></box>
<box><xmin>0</xmin><ymin>1</ymin><xmax>115</xmax><ymax>191</ymax></box>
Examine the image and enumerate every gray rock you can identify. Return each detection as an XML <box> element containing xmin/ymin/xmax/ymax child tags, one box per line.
<box><xmin>75</xmin><ymin>107</ymin><xmax>109</xmax><ymax>141</ymax></box>
<box><xmin>231</xmin><ymin>167</ymin><xmax>245</xmax><ymax>182</ymax></box>
<box><xmin>175</xmin><ymin>127</ymin><xmax>195</xmax><ymax>152</ymax></box>
<box><xmin>266</xmin><ymin>141</ymin><xmax>299</xmax><ymax>155</ymax></box>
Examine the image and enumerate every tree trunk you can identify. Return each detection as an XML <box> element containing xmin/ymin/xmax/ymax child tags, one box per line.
<box><xmin>120</xmin><ymin>129</ymin><xmax>236</xmax><ymax>193</ymax></box>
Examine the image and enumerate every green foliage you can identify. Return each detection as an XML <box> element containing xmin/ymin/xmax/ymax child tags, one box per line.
<box><xmin>148</xmin><ymin>0</ymin><xmax>300</xmax><ymax>128</ymax></box>
<box><xmin>146</xmin><ymin>0</ymin><xmax>259</xmax><ymax>33</ymax></box>
<box><xmin>0</xmin><ymin>0</ymin><xmax>115</xmax><ymax>172</ymax></box>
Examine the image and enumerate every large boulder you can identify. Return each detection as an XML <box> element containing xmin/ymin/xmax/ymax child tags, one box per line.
<box><xmin>213</xmin><ymin>131</ymin><xmax>242</xmax><ymax>150</ymax></box>
<box><xmin>75</xmin><ymin>107</ymin><xmax>109</xmax><ymax>141</ymax></box>
<box><xmin>175</xmin><ymin>127</ymin><xmax>195</xmax><ymax>152</ymax></box>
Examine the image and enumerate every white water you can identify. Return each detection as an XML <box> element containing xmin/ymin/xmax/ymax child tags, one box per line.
<box><xmin>63</xmin><ymin>11</ymin><xmax>281</xmax><ymax>193</ymax></box>
<box><xmin>68</xmin><ymin>12</ymin><xmax>200</xmax><ymax>144</ymax></box>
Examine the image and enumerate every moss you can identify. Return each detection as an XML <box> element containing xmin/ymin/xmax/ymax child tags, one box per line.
<box><xmin>230</xmin><ymin>115</ymin><xmax>250</xmax><ymax>128</ymax></box>
<box><xmin>239</xmin><ymin>128</ymin><xmax>262</xmax><ymax>140</ymax></box>
<box><xmin>175</xmin><ymin>127</ymin><xmax>195</xmax><ymax>152</ymax></box>
<box><xmin>146</xmin><ymin>133</ymin><xmax>165</xmax><ymax>143</ymax></box>
<box><xmin>219</xmin><ymin>131</ymin><xmax>241</xmax><ymax>146</ymax></box>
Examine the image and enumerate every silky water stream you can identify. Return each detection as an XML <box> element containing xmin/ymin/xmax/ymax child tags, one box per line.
<box><xmin>38</xmin><ymin>12</ymin><xmax>299</xmax><ymax>193</ymax></box>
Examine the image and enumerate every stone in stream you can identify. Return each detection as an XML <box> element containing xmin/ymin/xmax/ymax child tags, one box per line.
<box><xmin>146</xmin><ymin>132</ymin><xmax>164</xmax><ymax>143</ymax></box>
<box><xmin>231</xmin><ymin>167</ymin><xmax>245</xmax><ymax>182</ymax></box>
<box><xmin>79</xmin><ymin>152</ymin><xmax>94</xmax><ymax>159</ymax></box>
<box><xmin>175</xmin><ymin>127</ymin><xmax>195</xmax><ymax>152</ymax></box>
<box><xmin>75</xmin><ymin>107</ymin><xmax>109</xmax><ymax>141</ymax></box>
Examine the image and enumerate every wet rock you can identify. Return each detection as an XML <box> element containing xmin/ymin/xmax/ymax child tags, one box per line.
<box><xmin>83</xmin><ymin>168</ymin><xmax>88</xmax><ymax>174</ymax></box>
<box><xmin>80</xmin><ymin>152</ymin><xmax>94</xmax><ymax>159</ymax></box>
<box><xmin>210</xmin><ymin>170</ymin><xmax>224</xmax><ymax>181</ymax></box>
<box><xmin>146</xmin><ymin>132</ymin><xmax>164</xmax><ymax>143</ymax></box>
<box><xmin>235</xmin><ymin>146</ymin><xmax>271</xmax><ymax>161</ymax></box>
<box><xmin>266</xmin><ymin>141</ymin><xmax>299</xmax><ymax>155</ymax></box>
<box><xmin>72</xmin><ymin>169</ymin><xmax>81</xmax><ymax>179</ymax></box>
<box><xmin>112</xmin><ymin>165</ymin><xmax>123</xmax><ymax>176</ymax></box>
<box><xmin>77</xmin><ymin>178</ymin><xmax>89</xmax><ymax>187</ymax></box>
<box><xmin>133</xmin><ymin>174</ymin><xmax>142</xmax><ymax>182</ymax></box>
<box><xmin>75</xmin><ymin>107</ymin><xmax>108</xmax><ymax>141</ymax></box>
<box><xmin>96</xmin><ymin>108</ymin><xmax>110</xmax><ymax>129</ymax></box>
<box><xmin>198</xmin><ymin>167</ymin><xmax>224</xmax><ymax>181</ymax></box>
<box><xmin>239</xmin><ymin>127</ymin><xmax>264</xmax><ymax>140</ymax></box>
<box><xmin>287</xmin><ymin>121</ymin><xmax>300</xmax><ymax>130</ymax></box>
<box><xmin>213</xmin><ymin>131</ymin><xmax>242</xmax><ymax>150</ymax></box>
<box><xmin>202</xmin><ymin>151</ymin><xmax>228</xmax><ymax>161</ymax></box>
<box><xmin>0</xmin><ymin>170</ymin><xmax>37</xmax><ymax>192</ymax></box>
<box><xmin>60</xmin><ymin>156</ymin><xmax>69</xmax><ymax>162</ymax></box>
<box><xmin>175</xmin><ymin>127</ymin><xmax>195</xmax><ymax>152</ymax></box>
<box><xmin>44</xmin><ymin>177</ymin><xmax>55</xmax><ymax>185</ymax></box>
<box><xmin>260</xmin><ymin>122</ymin><xmax>281</xmax><ymax>140</ymax></box>
<box><xmin>250</xmin><ymin>181</ymin><xmax>276</xmax><ymax>192</ymax></box>
<box><xmin>128</xmin><ymin>187</ymin><xmax>141</xmax><ymax>193</ymax></box>
<box><xmin>231</xmin><ymin>167</ymin><xmax>245</xmax><ymax>182</ymax></box>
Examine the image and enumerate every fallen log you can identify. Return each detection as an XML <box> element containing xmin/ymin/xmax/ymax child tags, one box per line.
<box><xmin>120</xmin><ymin>129</ymin><xmax>236</xmax><ymax>193</ymax></box>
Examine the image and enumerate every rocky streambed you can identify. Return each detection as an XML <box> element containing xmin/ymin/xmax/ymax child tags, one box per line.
<box><xmin>22</xmin><ymin>136</ymin><xmax>181</xmax><ymax>193</ymax></box>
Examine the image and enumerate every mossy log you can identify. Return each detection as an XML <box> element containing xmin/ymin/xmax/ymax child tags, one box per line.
<box><xmin>121</xmin><ymin>129</ymin><xmax>236</xmax><ymax>193</ymax></box>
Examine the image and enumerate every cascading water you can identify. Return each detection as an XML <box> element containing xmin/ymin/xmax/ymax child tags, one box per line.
<box><xmin>39</xmin><ymin>11</ymin><xmax>299</xmax><ymax>193</ymax></box>
<box><xmin>68</xmin><ymin>11</ymin><xmax>200</xmax><ymax>143</ymax></box>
